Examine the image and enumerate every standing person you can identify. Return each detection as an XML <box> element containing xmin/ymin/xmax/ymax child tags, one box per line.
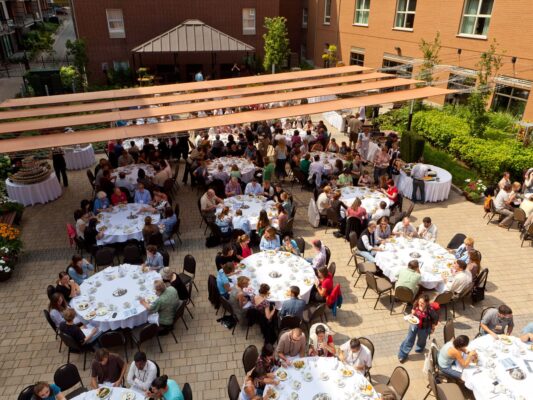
<box><xmin>410</xmin><ymin>160</ymin><xmax>428</xmax><ymax>204</ymax></box>
<box><xmin>126</xmin><ymin>351</ymin><xmax>158</xmax><ymax>393</ymax></box>
<box><xmin>348</xmin><ymin>114</ymin><xmax>363</xmax><ymax>150</ymax></box>
<box><xmin>398</xmin><ymin>294</ymin><xmax>438</xmax><ymax>363</ymax></box>
<box><xmin>274</xmin><ymin>140</ymin><xmax>288</xmax><ymax>181</ymax></box>
<box><xmin>52</xmin><ymin>147</ymin><xmax>68</xmax><ymax>187</ymax></box>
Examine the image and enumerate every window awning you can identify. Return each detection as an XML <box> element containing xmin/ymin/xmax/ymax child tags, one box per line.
<box><xmin>131</xmin><ymin>19</ymin><xmax>255</xmax><ymax>53</ymax></box>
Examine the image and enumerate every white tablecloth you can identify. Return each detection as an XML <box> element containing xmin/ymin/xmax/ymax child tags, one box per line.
<box><xmin>96</xmin><ymin>203</ymin><xmax>161</xmax><ymax>245</ymax></box>
<box><xmin>239</xmin><ymin>251</ymin><xmax>314</xmax><ymax>309</ymax></box>
<box><xmin>64</xmin><ymin>144</ymin><xmax>96</xmax><ymax>170</ymax></box>
<box><xmin>217</xmin><ymin>194</ymin><xmax>278</xmax><ymax>230</ymax></box>
<box><xmin>265</xmin><ymin>357</ymin><xmax>380</xmax><ymax>400</ymax></box>
<box><xmin>461</xmin><ymin>335</ymin><xmax>532</xmax><ymax>400</ymax></box>
<box><xmin>5</xmin><ymin>173</ymin><xmax>62</xmax><ymax>206</ymax></box>
<box><xmin>323</xmin><ymin>111</ymin><xmax>344</xmax><ymax>131</ymax></box>
<box><xmin>339</xmin><ymin>186</ymin><xmax>392</xmax><ymax>217</ymax></box>
<box><xmin>207</xmin><ymin>157</ymin><xmax>256</xmax><ymax>183</ymax></box>
<box><xmin>397</xmin><ymin>165</ymin><xmax>452</xmax><ymax>203</ymax></box>
<box><xmin>111</xmin><ymin>164</ymin><xmax>155</xmax><ymax>187</ymax></box>
<box><xmin>71</xmin><ymin>264</ymin><xmax>160</xmax><ymax>332</ymax></box>
<box><xmin>72</xmin><ymin>386</ymin><xmax>143</xmax><ymax>399</ymax></box>
<box><xmin>375</xmin><ymin>237</ymin><xmax>456</xmax><ymax>292</ymax></box>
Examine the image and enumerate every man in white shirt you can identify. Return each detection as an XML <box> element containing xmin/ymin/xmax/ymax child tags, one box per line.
<box><xmin>411</xmin><ymin>162</ymin><xmax>429</xmax><ymax>203</ymax></box>
<box><xmin>211</xmin><ymin>164</ymin><xmax>229</xmax><ymax>184</ymax></box>
<box><xmin>244</xmin><ymin>178</ymin><xmax>263</xmax><ymax>195</ymax></box>
<box><xmin>339</xmin><ymin>338</ymin><xmax>372</xmax><ymax>375</ymax></box>
<box><xmin>417</xmin><ymin>217</ymin><xmax>438</xmax><ymax>242</ymax></box>
<box><xmin>232</xmin><ymin>209</ymin><xmax>251</xmax><ymax>236</ymax></box>
<box><xmin>309</xmin><ymin>155</ymin><xmax>325</xmax><ymax>187</ymax></box>
<box><xmin>316</xmin><ymin>186</ymin><xmax>331</xmax><ymax>216</ymax></box>
<box><xmin>393</xmin><ymin>217</ymin><xmax>418</xmax><ymax>238</ymax></box>
<box><xmin>445</xmin><ymin>260</ymin><xmax>472</xmax><ymax>296</ymax></box>
<box><xmin>126</xmin><ymin>352</ymin><xmax>158</xmax><ymax>393</ymax></box>
<box><xmin>494</xmin><ymin>183</ymin><xmax>514</xmax><ymax>227</ymax></box>
<box><xmin>115</xmin><ymin>172</ymin><xmax>135</xmax><ymax>196</ymax></box>
<box><xmin>371</xmin><ymin>201</ymin><xmax>391</xmax><ymax>221</ymax></box>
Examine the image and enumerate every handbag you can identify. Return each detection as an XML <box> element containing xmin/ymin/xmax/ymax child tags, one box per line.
<box><xmin>471</xmin><ymin>286</ymin><xmax>485</xmax><ymax>303</ymax></box>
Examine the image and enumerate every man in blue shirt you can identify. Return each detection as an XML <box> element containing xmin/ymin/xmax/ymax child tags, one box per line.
<box><xmin>134</xmin><ymin>183</ymin><xmax>152</xmax><ymax>204</ymax></box>
<box><xmin>232</xmin><ymin>209</ymin><xmax>251</xmax><ymax>236</ymax></box>
<box><xmin>279</xmin><ymin>286</ymin><xmax>306</xmax><ymax>319</ymax></box>
<box><xmin>216</xmin><ymin>263</ymin><xmax>234</xmax><ymax>299</ymax></box>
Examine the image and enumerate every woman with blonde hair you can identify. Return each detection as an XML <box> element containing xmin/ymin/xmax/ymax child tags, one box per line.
<box><xmin>259</xmin><ymin>227</ymin><xmax>280</xmax><ymax>251</ymax></box>
<box><xmin>358</xmin><ymin>169</ymin><xmax>373</xmax><ymax>187</ymax></box>
<box><xmin>232</xmin><ymin>275</ymin><xmax>252</xmax><ymax>312</ymax></box>
<box><xmin>274</xmin><ymin>139</ymin><xmax>288</xmax><ymax>181</ymax></box>
<box><xmin>142</xmin><ymin>215</ymin><xmax>159</xmax><ymax>243</ymax></box>
<box><xmin>467</xmin><ymin>249</ymin><xmax>482</xmax><ymax>278</ymax></box>
<box><xmin>216</xmin><ymin>206</ymin><xmax>233</xmax><ymax>237</ymax></box>
<box><xmin>230</xmin><ymin>164</ymin><xmax>241</xmax><ymax>179</ymax></box>
<box><xmin>236</xmin><ymin>234</ymin><xmax>253</xmax><ymax>260</ymax></box>
<box><xmin>346</xmin><ymin>197</ymin><xmax>368</xmax><ymax>222</ymax></box>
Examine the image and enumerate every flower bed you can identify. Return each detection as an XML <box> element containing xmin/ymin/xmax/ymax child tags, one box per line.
<box><xmin>463</xmin><ymin>179</ymin><xmax>487</xmax><ymax>203</ymax></box>
<box><xmin>0</xmin><ymin>223</ymin><xmax>22</xmax><ymax>281</ymax></box>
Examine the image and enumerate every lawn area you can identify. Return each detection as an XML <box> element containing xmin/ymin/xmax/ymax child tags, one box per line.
<box><xmin>423</xmin><ymin>143</ymin><xmax>478</xmax><ymax>187</ymax></box>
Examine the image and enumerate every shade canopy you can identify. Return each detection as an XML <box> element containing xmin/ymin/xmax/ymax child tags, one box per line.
<box><xmin>132</xmin><ymin>19</ymin><xmax>255</xmax><ymax>53</ymax></box>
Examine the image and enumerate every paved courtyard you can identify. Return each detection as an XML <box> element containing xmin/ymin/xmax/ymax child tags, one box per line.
<box><xmin>0</xmin><ymin>128</ymin><xmax>531</xmax><ymax>400</ymax></box>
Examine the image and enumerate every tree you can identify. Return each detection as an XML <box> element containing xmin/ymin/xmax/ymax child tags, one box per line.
<box><xmin>23</xmin><ymin>29</ymin><xmax>54</xmax><ymax>59</ymax></box>
<box><xmin>418</xmin><ymin>32</ymin><xmax>441</xmax><ymax>86</ymax></box>
<box><xmin>321</xmin><ymin>44</ymin><xmax>338</xmax><ymax>68</ymax></box>
<box><xmin>66</xmin><ymin>39</ymin><xmax>89</xmax><ymax>91</ymax></box>
<box><xmin>263</xmin><ymin>16</ymin><xmax>290</xmax><ymax>73</ymax></box>
<box><xmin>467</xmin><ymin>40</ymin><xmax>503</xmax><ymax>137</ymax></box>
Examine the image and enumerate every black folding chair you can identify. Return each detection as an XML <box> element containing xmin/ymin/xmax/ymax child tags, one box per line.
<box><xmin>53</xmin><ymin>363</ymin><xmax>87</xmax><ymax>399</ymax></box>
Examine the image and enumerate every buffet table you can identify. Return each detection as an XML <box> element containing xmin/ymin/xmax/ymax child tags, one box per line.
<box><xmin>397</xmin><ymin>164</ymin><xmax>452</xmax><ymax>203</ymax></box>
<box><xmin>63</xmin><ymin>144</ymin><xmax>96</xmax><ymax>170</ymax></box>
<box><xmin>70</xmin><ymin>264</ymin><xmax>160</xmax><ymax>332</ymax></box>
<box><xmin>5</xmin><ymin>173</ymin><xmax>62</xmax><ymax>206</ymax></box>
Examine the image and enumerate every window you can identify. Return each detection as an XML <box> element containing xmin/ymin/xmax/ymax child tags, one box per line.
<box><xmin>491</xmin><ymin>85</ymin><xmax>530</xmax><ymax>118</ymax></box>
<box><xmin>324</xmin><ymin>0</ymin><xmax>332</xmax><ymax>24</ymax></box>
<box><xmin>445</xmin><ymin>72</ymin><xmax>476</xmax><ymax>105</ymax></box>
<box><xmin>242</xmin><ymin>8</ymin><xmax>256</xmax><ymax>35</ymax></box>
<box><xmin>106</xmin><ymin>9</ymin><xmax>125</xmax><ymax>39</ymax></box>
<box><xmin>349</xmin><ymin>49</ymin><xmax>365</xmax><ymax>66</ymax></box>
<box><xmin>354</xmin><ymin>0</ymin><xmax>371</xmax><ymax>26</ymax></box>
<box><xmin>113</xmin><ymin>61</ymin><xmax>130</xmax><ymax>71</ymax></box>
<box><xmin>302</xmin><ymin>8</ymin><xmax>308</xmax><ymax>28</ymax></box>
<box><xmin>459</xmin><ymin>0</ymin><xmax>493</xmax><ymax>37</ymax></box>
<box><xmin>382</xmin><ymin>59</ymin><xmax>413</xmax><ymax>78</ymax></box>
<box><xmin>394</xmin><ymin>0</ymin><xmax>417</xmax><ymax>30</ymax></box>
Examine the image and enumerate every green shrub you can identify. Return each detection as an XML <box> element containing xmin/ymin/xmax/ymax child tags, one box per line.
<box><xmin>412</xmin><ymin>110</ymin><xmax>470</xmax><ymax>147</ymax></box>
<box><xmin>375</xmin><ymin>107</ymin><xmax>410</xmax><ymax>132</ymax></box>
<box><xmin>486</xmin><ymin>112</ymin><xmax>518</xmax><ymax>132</ymax></box>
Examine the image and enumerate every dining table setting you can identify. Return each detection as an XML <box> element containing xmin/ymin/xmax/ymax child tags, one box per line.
<box><xmin>206</xmin><ymin>156</ymin><xmax>256</xmax><ymax>183</ymax></box>
<box><xmin>70</xmin><ymin>264</ymin><xmax>161</xmax><ymax>332</ymax></box>
<box><xmin>111</xmin><ymin>164</ymin><xmax>155</xmax><ymax>187</ymax></box>
<box><xmin>71</xmin><ymin>386</ymin><xmax>142</xmax><ymax>400</ymax></box>
<box><xmin>216</xmin><ymin>194</ymin><xmax>278</xmax><ymax>230</ymax></box>
<box><xmin>339</xmin><ymin>186</ymin><xmax>392</xmax><ymax>217</ymax></box>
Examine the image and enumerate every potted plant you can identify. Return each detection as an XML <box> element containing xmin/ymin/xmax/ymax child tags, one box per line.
<box><xmin>0</xmin><ymin>247</ymin><xmax>13</xmax><ymax>281</ymax></box>
<box><xmin>0</xmin><ymin>194</ymin><xmax>24</xmax><ymax>224</ymax></box>
<box><xmin>0</xmin><ymin>224</ymin><xmax>22</xmax><ymax>268</ymax></box>
<box><xmin>463</xmin><ymin>179</ymin><xmax>487</xmax><ymax>203</ymax></box>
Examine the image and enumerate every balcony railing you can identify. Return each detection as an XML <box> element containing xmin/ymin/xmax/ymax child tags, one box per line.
<box><xmin>0</xmin><ymin>20</ymin><xmax>15</xmax><ymax>35</ymax></box>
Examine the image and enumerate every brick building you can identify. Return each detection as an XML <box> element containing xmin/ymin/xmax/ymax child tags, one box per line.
<box><xmin>306</xmin><ymin>0</ymin><xmax>533</xmax><ymax>120</ymax></box>
<box><xmin>70</xmin><ymin>0</ymin><xmax>306</xmax><ymax>84</ymax></box>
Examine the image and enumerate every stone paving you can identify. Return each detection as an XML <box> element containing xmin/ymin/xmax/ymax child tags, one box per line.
<box><xmin>0</xmin><ymin>130</ymin><xmax>531</xmax><ymax>400</ymax></box>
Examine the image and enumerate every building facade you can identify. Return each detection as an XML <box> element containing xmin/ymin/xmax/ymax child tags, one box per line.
<box><xmin>70</xmin><ymin>0</ymin><xmax>306</xmax><ymax>84</ymax></box>
<box><xmin>306</xmin><ymin>0</ymin><xmax>533</xmax><ymax>120</ymax></box>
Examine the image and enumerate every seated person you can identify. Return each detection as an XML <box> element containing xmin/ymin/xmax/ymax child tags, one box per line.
<box><xmin>276</xmin><ymin>328</ymin><xmax>307</xmax><ymax>365</ymax></box>
<box><xmin>231</xmin><ymin>209</ymin><xmax>251</xmax><ymax>236</ymax></box>
<box><xmin>91</xmin><ymin>349</ymin><xmax>128</xmax><ymax>389</ymax></box>
<box><xmin>480</xmin><ymin>304</ymin><xmax>514</xmax><ymax>338</ymax></box>
<box><xmin>358</xmin><ymin>170</ymin><xmax>373</xmax><ymax>187</ymax></box>
<box><xmin>93</xmin><ymin>191</ymin><xmax>111</xmax><ymax>214</ymax></box>
<box><xmin>392</xmin><ymin>217</ymin><xmax>418</xmax><ymax>238</ymax></box>
<box><xmin>356</xmin><ymin>221</ymin><xmax>383</xmax><ymax>263</ymax></box>
<box><xmin>110</xmin><ymin>187</ymin><xmax>127</xmax><ymax>205</ymax></box>
<box><xmin>215</xmin><ymin>206</ymin><xmax>233</xmax><ymax>237</ymax></box>
<box><xmin>140</xmin><ymin>280</ymin><xmax>180</xmax><ymax>334</ymax></box>
<box><xmin>59</xmin><ymin>308</ymin><xmax>99</xmax><ymax>348</ymax></box>
<box><xmin>217</xmin><ymin>263</ymin><xmax>235</xmax><ymax>300</ymax></box>
<box><xmin>215</xmin><ymin>244</ymin><xmax>239</xmax><ymax>270</ymax></box>
<box><xmin>316</xmin><ymin>186</ymin><xmax>331</xmax><ymax>216</ymax></box>
<box><xmin>279</xmin><ymin>286</ymin><xmax>305</xmax><ymax>319</ymax></box>
<box><xmin>438</xmin><ymin>335</ymin><xmax>477</xmax><ymax>380</ymax></box>
<box><xmin>396</xmin><ymin>260</ymin><xmax>421</xmax><ymax>297</ymax></box>
<box><xmin>452</xmin><ymin>237</ymin><xmax>475</xmax><ymax>263</ymax></box>
<box><xmin>32</xmin><ymin>381</ymin><xmax>66</xmax><ymax>400</ymax></box>
<box><xmin>417</xmin><ymin>217</ymin><xmax>438</xmax><ymax>242</ymax></box>
<box><xmin>118</xmin><ymin>149</ymin><xmax>134</xmax><ymax>167</ymax></box>
<box><xmin>235</xmin><ymin>234</ymin><xmax>252</xmax><ymax>260</ymax></box>
<box><xmin>280</xmin><ymin>236</ymin><xmax>300</xmax><ymax>256</ymax></box>
<box><xmin>141</xmin><ymin>189</ymin><xmax>168</xmax><ymax>214</ymax></box>
<box><xmin>444</xmin><ymin>260</ymin><xmax>472</xmax><ymax>296</ymax></box>
<box><xmin>200</xmin><ymin>189</ymin><xmax>223</xmax><ymax>219</ymax></box>
<box><xmin>262</xmin><ymin>180</ymin><xmax>275</xmax><ymax>199</ymax></box>
<box><xmin>308</xmin><ymin>323</ymin><xmax>336</xmax><ymax>357</ymax></box>
<box><xmin>144</xmin><ymin>245</ymin><xmax>164</xmax><ymax>271</ymax></box>
<box><xmin>67</xmin><ymin>255</ymin><xmax>94</xmax><ymax>285</ymax></box>
<box><xmin>312</xmin><ymin>266</ymin><xmax>333</xmax><ymax>303</ymax></box>
<box><xmin>259</xmin><ymin>227</ymin><xmax>281</xmax><ymax>251</ymax></box>
<box><xmin>276</xmin><ymin>204</ymin><xmax>289</xmax><ymax>232</ymax></box>
<box><xmin>133</xmin><ymin>182</ymin><xmax>152</xmax><ymax>204</ymax></box>
<box><xmin>115</xmin><ymin>172</ymin><xmax>135</xmax><ymax>195</ymax></box>
<box><xmin>126</xmin><ymin>351</ymin><xmax>158</xmax><ymax>393</ymax></box>
<box><xmin>48</xmin><ymin>293</ymin><xmax>71</xmax><ymax>328</ymax></box>
<box><xmin>142</xmin><ymin>216</ymin><xmax>160</xmax><ymax>243</ymax></box>
<box><xmin>521</xmin><ymin>323</ymin><xmax>533</xmax><ymax>343</ymax></box>
<box><xmin>371</xmin><ymin>201</ymin><xmax>391</xmax><ymax>221</ymax></box>
<box><xmin>339</xmin><ymin>338</ymin><xmax>372</xmax><ymax>375</ymax></box>
<box><xmin>374</xmin><ymin>217</ymin><xmax>391</xmax><ymax>244</ymax></box>
<box><xmin>244</xmin><ymin>178</ymin><xmax>263</xmax><ymax>195</ymax></box>
<box><xmin>160</xmin><ymin>207</ymin><xmax>177</xmax><ymax>242</ymax></box>
<box><xmin>55</xmin><ymin>271</ymin><xmax>80</xmax><ymax>302</ymax></box>
<box><xmin>280</xmin><ymin>192</ymin><xmax>293</xmax><ymax>216</ymax></box>
<box><xmin>211</xmin><ymin>164</ymin><xmax>229</xmax><ymax>184</ymax></box>
<box><xmin>337</xmin><ymin>168</ymin><xmax>353</xmax><ymax>187</ymax></box>
<box><xmin>147</xmin><ymin>375</ymin><xmax>185</xmax><ymax>400</ymax></box>
<box><xmin>307</xmin><ymin>239</ymin><xmax>326</xmax><ymax>270</ymax></box>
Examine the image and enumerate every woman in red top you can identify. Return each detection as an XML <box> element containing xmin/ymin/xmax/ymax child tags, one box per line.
<box><xmin>236</xmin><ymin>234</ymin><xmax>253</xmax><ymax>260</ymax></box>
<box><xmin>313</xmin><ymin>267</ymin><xmax>333</xmax><ymax>303</ymax></box>
<box><xmin>382</xmin><ymin>179</ymin><xmax>399</xmax><ymax>204</ymax></box>
<box><xmin>346</xmin><ymin>198</ymin><xmax>368</xmax><ymax>222</ymax></box>
<box><xmin>110</xmin><ymin>187</ymin><xmax>127</xmax><ymax>205</ymax></box>
<box><xmin>309</xmin><ymin>324</ymin><xmax>336</xmax><ymax>357</ymax></box>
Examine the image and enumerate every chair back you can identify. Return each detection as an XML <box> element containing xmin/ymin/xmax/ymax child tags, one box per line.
<box><xmin>163</xmin><ymin>179</ymin><xmax>174</xmax><ymax>195</ymax></box>
<box><xmin>294</xmin><ymin>237</ymin><xmax>305</xmax><ymax>255</ymax></box>
<box><xmin>348</xmin><ymin>231</ymin><xmax>358</xmax><ymax>250</ymax></box>
<box><xmin>183</xmin><ymin>254</ymin><xmax>196</xmax><ymax>276</ymax></box>
<box><xmin>174</xmin><ymin>203</ymin><xmax>181</xmax><ymax>219</ymax></box>
<box><xmin>345</xmin><ymin>217</ymin><xmax>362</xmax><ymax>239</ymax></box>
<box><xmin>17</xmin><ymin>385</ymin><xmax>35</xmax><ymax>400</ymax></box>
<box><xmin>147</xmin><ymin>232</ymin><xmax>164</xmax><ymax>248</ymax></box>
<box><xmin>309</xmin><ymin>303</ymin><xmax>326</xmax><ymax>324</ymax></box>
<box><xmin>366</xmin><ymin>272</ymin><xmax>378</xmax><ymax>292</ymax></box>
<box><xmin>357</xmin><ymin>337</ymin><xmax>375</xmax><ymax>358</ymax></box>
<box><xmin>474</xmin><ymin>268</ymin><xmax>489</xmax><ymax>289</ymax></box>
<box><xmin>426</xmin><ymin>370</ymin><xmax>439</xmax><ymax>399</ymax></box>
<box><xmin>150</xmin><ymin>359</ymin><xmax>161</xmax><ymax>377</ymax></box>
<box><xmin>182</xmin><ymin>383</ymin><xmax>192</xmax><ymax>400</ymax></box>
<box><xmin>433</xmin><ymin>291</ymin><xmax>453</xmax><ymax>306</ymax></box>
<box><xmin>279</xmin><ymin>315</ymin><xmax>302</xmax><ymax>331</ymax></box>
<box><xmin>326</xmin><ymin>208</ymin><xmax>338</xmax><ymax>225</ymax></box>
<box><xmin>446</xmin><ymin>233</ymin><xmax>466</xmax><ymax>250</ymax></box>
<box><xmin>430</xmin><ymin>339</ymin><xmax>440</xmax><ymax>373</ymax></box>
<box><xmin>490</xmin><ymin>198</ymin><xmax>497</xmax><ymax>213</ymax></box>
<box><xmin>47</xmin><ymin>285</ymin><xmax>56</xmax><ymax>300</ymax></box>
<box><xmin>59</xmin><ymin>331</ymin><xmax>83</xmax><ymax>352</ymax></box>
<box><xmin>405</xmin><ymin>202</ymin><xmax>415</xmax><ymax>218</ymax></box>
<box><xmin>86</xmin><ymin>170</ymin><xmax>96</xmax><ymax>188</ymax></box>
<box><xmin>54</xmin><ymin>363</ymin><xmax>84</xmax><ymax>392</ymax></box>
<box><xmin>290</xmin><ymin>204</ymin><xmax>297</xmax><ymax>219</ymax></box>
<box><xmin>207</xmin><ymin>275</ymin><xmax>221</xmax><ymax>310</ymax></box>
<box><xmin>138</xmin><ymin>323</ymin><xmax>159</xmax><ymax>343</ymax></box>
<box><xmin>95</xmin><ymin>247</ymin><xmax>115</xmax><ymax>268</ymax></box>
<box><xmin>327</xmin><ymin>262</ymin><xmax>336</xmax><ymax>277</ymax></box>
<box><xmin>43</xmin><ymin>309</ymin><xmax>58</xmax><ymax>332</ymax></box>
<box><xmin>160</xmin><ymin>248</ymin><xmax>170</xmax><ymax>267</ymax></box>
<box><xmin>394</xmin><ymin>286</ymin><xmax>415</xmax><ymax>304</ymax></box>
<box><xmin>443</xmin><ymin>319</ymin><xmax>455</xmax><ymax>343</ymax></box>
<box><xmin>282</xmin><ymin>217</ymin><xmax>294</xmax><ymax>235</ymax></box>
<box><xmin>123</xmin><ymin>244</ymin><xmax>143</xmax><ymax>264</ymax></box>
<box><xmin>242</xmin><ymin>345</ymin><xmax>259</xmax><ymax>374</ymax></box>
<box><xmin>118</xmin><ymin>187</ymin><xmax>133</xmax><ymax>203</ymax></box>
<box><xmin>324</xmin><ymin>246</ymin><xmax>331</xmax><ymax>266</ymax></box>
<box><xmin>388</xmin><ymin>366</ymin><xmax>410</xmax><ymax>399</ymax></box>
<box><xmin>173</xmin><ymin>301</ymin><xmax>186</xmax><ymax>325</ymax></box>
<box><xmin>513</xmin><ymin>207</ymin><xmax>527</xmax><ymax>223</ymax></box>
<box><xmin>220</xmin><ymin>296</ymin><xmax>236</xmax><ymax>318</ymax></box>
<box><xmin>98</xmin><ymin>331</ymin><xmax>126</xmax><ymax>349</ymax></box>
<box><xmin>227</xmin><ymin>375</ymin><xmax>241</xmax><ymax>400</ymax></box>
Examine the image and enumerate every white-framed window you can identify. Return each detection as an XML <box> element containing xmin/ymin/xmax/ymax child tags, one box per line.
<box><xmin>349</xmin><ymin>48</ymin><xmax>365</xmax><ymax>66</ymax></box>
<box><xmin>302</xmin><ymin>7</ymin><xmax>308</xmax><ymax>28</ymax></box>
<box><xmin>354</xmin><ymin>0</ymin><xmax>371</xmax><ymax>26</ymax></box>
<box><xmin>242</xmin><ymin>8</ymin><xmax>256</xmax><ymax>35</ymax></box>
<box><xmin>106</xmin><ymin>9</ymin><xmax>125</xmax><ymax>39</ymax></box>
<box><xmin>459</xmin><ymin>0</ymin><xmax>493</xmax><ymax>38</ymax></box>
<box><xmin>394</xmin><ymin>0</ymin><xmax>417</xmax><ymax>30</ymax></box>
<box><xmin>324</xmin><ymin>0</ymin><xmax>332</xmax><ymax>25</ymax></box>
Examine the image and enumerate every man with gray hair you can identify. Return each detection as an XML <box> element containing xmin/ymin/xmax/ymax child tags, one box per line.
<box><xmin>140</xmin><ymin>280</ymin><xmax>180</xmax><ymax>334</ymax></box>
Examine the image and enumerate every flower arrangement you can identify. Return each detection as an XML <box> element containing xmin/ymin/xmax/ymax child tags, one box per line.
<box><xmin>463</xmin><ymin>179</ymin><xmax>487</xmax><ymax>202</ymax></box>
<box><xmin>0</xmin><ymin>155</ymin><xmax>11</xmax><ymax>180</ymax></box>
<box><xmin>0</xmin><ymin>223</ymin><xmax>22</xmax><ymax>254</ymax></box>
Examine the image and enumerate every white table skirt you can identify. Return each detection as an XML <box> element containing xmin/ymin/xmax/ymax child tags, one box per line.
<box><xmin>375</xmin><ymin>237</ymin><xmax>456</xmax><ymax>292</ymax></box>
<box><xmin>217</xmin><ymin>194</ymin><xmax>278</xmax><ymax>230</ymax></box>
<box><xmin>96</xmin><ymin>203</ymin><xmax>161</xmax><ymax>245</ymax></box>
<box><xmin>239</xmin><ymin>251</ymin><xmax>314</xmax><ymax>309</ymax></box>
<box><xmin>397</xmin><ymin>165</ymin><xmax>452</xmax><ymax>203</ymax></box>
<box><xmin>64</xmin><ymin>144</ymin><xmax>95</xmax><ymax>170</ymax></box>
<box><xmin>111</xmin><ymin>164</ymin><xmax>155</xmax><ymax>187</ymax></box>
<box><xmin>461</xmin><ymin>335</ymin><xmax>532</xmax><ymax>400</ymax></box>
<box><xmin>207</xmin><ymin>157</ymin><xmax>256</xmax><ymax>183</ymax></box>
<box><xmin>5</xmin><ymin>173</ymin><xmax>62</xmax><ymax>207</ymax></box>
<box><xmin>71</xmin><ymin>264</ymin><xmax>161</xmax><ymax>332</ymax></box>
<box><xmin>339</xmin><ymin>186</ymin><xmax>392</xmax><ymax>217</ymax></box>
<box><xmin>265</xmin><ymin>357</ymin><xmax>380</xmax><ymax>400</ymax></box>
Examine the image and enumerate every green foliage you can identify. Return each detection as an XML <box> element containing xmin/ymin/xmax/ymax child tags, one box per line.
<box><xmin>486</xmin><ymin>112</ymin><xmax>518</xmax><ymax>132</ymax></box>
<box><xmin>423</xmin><ymin>144</ymin><xmax>477</xmax><ymax>187</ymax></box>
<box><xmin>412</xmin><ymin>109</ymin><xmax>470</xmax><ymax>147</ymax></box>
<box><xmin>66</xmin><ymin>39</ymin><xmax>89</xmax><ymax>91</ymax></box>
<box><xmin>59</xmin><ymin>65</ymin><xmax>78</xmax><ymax>91</ymax></box>
<box><xmin>321</xmin><ymin>45</ymin><xmax>338</xmax><ymax>68</ymax></box>
<box><xmin>466</xmin><ymin>90</ymin><xmax>489</xmax><ymax>137</ymax></box>
<box><xmin>399</xmin><ymin>131</ymin><xmax>425</xmax><ymax>163</ymax></box>
<box><xmin>418</xmin><ymin>32</ymin><xmax>441</xmax><ymax>86</ymax></box>
<box><xmin>374</xmin><ymin>107</ymin><xmax>410</xmax><ymax>132</ymax></box>
<box><xmin>263</xmin><ymin>17</ymin><xmax>290</xmax><ymax>73</ymax></box>
<box><xmin>23</xmin><ymin>28</ymin><xmax>54</xmax><ymax>59</ymax></box>
<box><xmin>107</xmin><ymin>67</ymin><xmax>134</xmax><ymax>87</ymax></box>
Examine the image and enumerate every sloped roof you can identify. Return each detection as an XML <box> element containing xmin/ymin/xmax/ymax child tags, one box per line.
<box><xmin>132</xmin><ymin>19</ymin><xmax>255</xmax><ymax>53</ymax></box>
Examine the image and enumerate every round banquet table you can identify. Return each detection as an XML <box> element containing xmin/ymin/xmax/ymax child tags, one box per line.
<box><xmin>96</xmin><ymin>203</ymin><xmax>161</xmax><ymax>246</ymax></box>
<box><xmin>239</xmin><ymin>251</ymin><xmax>314</xmax><ymax>309</ymax></box>
<box><xmin>70</xmin><ymin>264</ymin><xmax>160</xmax><ymax>332</ymax></box>
<box><xmin>374</xmin><ymin>237</ymin><xmax>456</xmax><ymax>293</ymax></box>
<box><xmin>207</xmin><ymin>157</ymin><xmax>256</xmax><ymax>183</ymax></box>
<box><xmin>461</xmin><ymin>335</ymin><xmax>531</xmax><ymax>400</ymax></box>
<box><xmin>397</xmin><ymin>165</ymin><xmax>452</xmax><ymax>203</ymax></box>
<box><xmin>63</xmin><ymin>144</ymin><xmax>96</xmax><ymax>170</ymax></box>
<box><xmin>71</xmin><ymin>386</ymin><xmax>143</xmax><ymax>399</ymax></box>
<box><xmin>5</xmin><ymin>173</ymin><xmax>62</xmax><ymax>206</ymax></box>
<box><xmin>111</xmin><ymin>164</ymin><xmax>155</xmax><ymax>187</ymax></box>
<box><xmin>339</xmin><ymin>186</ymin><xmax>392</xmax><ymax>218</ymax></box>
<box><xmin>265</xmin><ymin>357</ymin><xmax>380</xmax><ymax>400</ymax></box>
<box><xmin>216</xmin><ymin>194</ymin><xmax>278</xmax><ymax>230</ymax></box>
<box><xmin>309</xmin><ymin>152</ymin><xmax>345</xmax><ymax>175</ymax></box>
